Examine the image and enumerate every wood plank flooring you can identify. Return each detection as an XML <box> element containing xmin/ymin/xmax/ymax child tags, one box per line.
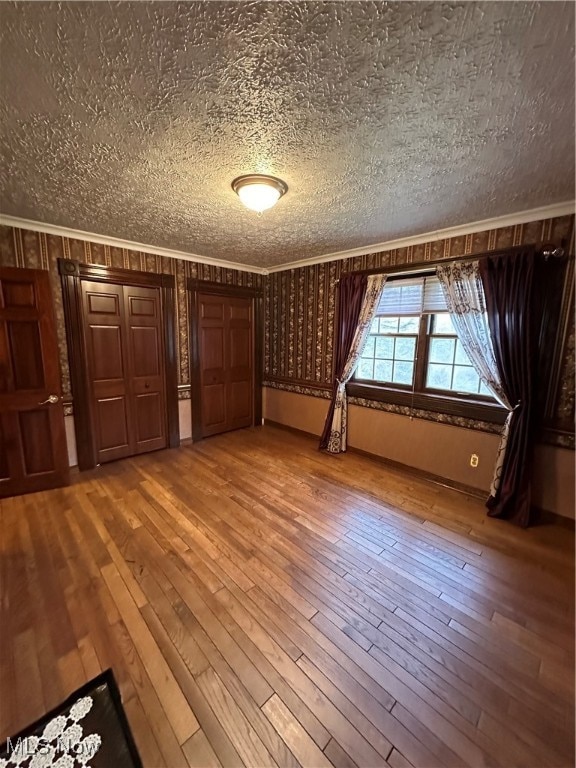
<box><xmin>1</xmin><ymin>426</ymin><xmax>574</xmax><ymax>767</ymax></box>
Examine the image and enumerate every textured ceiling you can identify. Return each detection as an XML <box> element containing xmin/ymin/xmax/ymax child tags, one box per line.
<box><xmin>0</xmin><ymin>2</ymin><xmax>574</xmax><ymax>268</ymax></box>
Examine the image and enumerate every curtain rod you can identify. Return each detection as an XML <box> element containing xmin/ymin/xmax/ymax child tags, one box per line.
<box><xmin>334</xmin><ymin>241</ymin><xmax>568</xmax><ymax>283</ymax></box>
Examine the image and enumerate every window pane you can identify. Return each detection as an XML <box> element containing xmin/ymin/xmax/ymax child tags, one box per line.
<box><xmin>395</xmin><ymin>336</ymin><xmax>416</xmax><ymax>361</ymax></box>
<box><xmin>398</xmin><ymin>317</ymin><xmax>419</xmax><ymax>333</ymax></box>
<box><xmin>479</xmin><ymin>381</ymin><xmax>492</xmax><ymax>397</ymax></box>
<box><xmin>454</xmin><ymin>340</ymin><xmax>473</xmax><ymax>366</ymax></box>
<box><xmin>374</xmin><ymin>359</ymin><xmax>393</xmax><ymax>382</ymax></box>
<box><xmin>357</xmin><ymin>358</ymin><xmax>374</xmax><ymax>379</ymax></box>
<box><xmin>429</xmin><ymin>337</ymin><xmax>455</xmax><ymax>364</ymax></box>
<box><xmin>453</xmin><ymin>366</ymin><xmax>481</xmax><ymax>393</ymax></box>
<box><xmin>363</xmin><ymin>335</ymin><xmax>376</xmax><ymax>357</ymax></box>
<box><xmin>427</xmin><ymin>363</ymin><xmax>452</xmax><ymax>390</ymax></box>
<box><xmin>379</xmin><ymin>316</ymin><xmax>400</xmax><ymax>333</ymax></box>
<box><xmin>375</xmin><ymin>336</ymin><xmax>394</xmax><ymax>359</ymax></box>
<box><xmin>370</xmin><ymin>318</ymin><xmax>380</xmax><ymax>334</ymax></box>
<box><xmin>433</xmin><ymin>314</ymin><xmax>455</xmax><ymax>334</ymax></box>
<box><xmin>392</xmin><ymin>361</ymin><xmax>414</xmax><ymax>385</ymax></box>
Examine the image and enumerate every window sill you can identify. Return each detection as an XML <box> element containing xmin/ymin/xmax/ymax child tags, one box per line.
<box><xmin>348</xmin><ymin>381</ymin><xmax>507</xmax><ymax>424</ymax></box>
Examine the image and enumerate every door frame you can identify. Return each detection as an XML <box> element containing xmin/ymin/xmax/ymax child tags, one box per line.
<box><xmin>187</xmin><ymin>279</ymin><xmax>263</xmax><ymax>441</ymax></box>
<box><xmin>59</xmin><ymin>259</ymin><xmax>179</xmax><ymax>470</ymax></box>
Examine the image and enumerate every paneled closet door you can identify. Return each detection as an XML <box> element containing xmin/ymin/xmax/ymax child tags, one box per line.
<box><xmin>82</xmin><ymin>280</ymin><xmax>167</xmax><ymax>464</ymax></box>
<box><xmin>197</xmin><ymin>292</ymin><xmax>254</xmax><ymax>437</ymax></box>
<box><xmin>124</xmin><ymin>284</ymin><xmax>167</xmax><ymax>454</ymax></box>
<box><xmin>227</xmin><ymin>297</ymin><xmax>253</xmax><ymax>431</ymax></box>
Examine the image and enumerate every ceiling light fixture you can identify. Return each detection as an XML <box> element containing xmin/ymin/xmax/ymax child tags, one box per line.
<box><xmin>232</xmin><ymin>174</ymin><xmax>288</xmax><ymax>213</ymax></box>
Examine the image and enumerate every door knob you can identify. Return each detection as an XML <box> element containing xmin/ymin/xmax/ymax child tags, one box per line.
<box><xmin>39</xmin><ymin>394</ymin><xmax>59</xmax><ymax>405</ymax></box>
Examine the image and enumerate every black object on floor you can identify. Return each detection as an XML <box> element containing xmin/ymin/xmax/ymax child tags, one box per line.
<box><xmin>0</xmin><ymin>669</ymin><xmax>142</xmax><ymax>767</ymax></box>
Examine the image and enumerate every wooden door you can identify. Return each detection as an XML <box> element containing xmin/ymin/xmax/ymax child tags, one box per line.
<box><xmin>0</xmin><ymin>267</ymin><xmax>69</xmax><ymax>497</ymax></box>
<box><xmin>82</xmin><ymin>280</ymin><xmax>130</xmax><ymax>462</ymax></box>
<box><xmin>82</xmin><ymin>280</ymin><xmax>167</xmax><ymax>464</ymax></box>
<box><xmin>198</xmin><ymin>293</ymin><xmax>253</xmax><ymax>437</ymax></box>
<box><xmin>198</xmin><ymin>293</ymin><xmax>227</xmax><ymax>436</ymax></box>
<box><xmin>124</xmin><ymin>284</ymin><xmax>167</xmax><ymax>454</ymax></box>
<box><xmin>227</xmin><ymin>297</ymin><xmax>253</xmax><ymax>431</ymax></box>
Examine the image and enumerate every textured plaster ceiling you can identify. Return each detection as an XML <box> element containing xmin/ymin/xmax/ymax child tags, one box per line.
<box><xmin>0</xmin><ymin>2</ymin><xmax>574</xmax><ymax>268</ymax></box>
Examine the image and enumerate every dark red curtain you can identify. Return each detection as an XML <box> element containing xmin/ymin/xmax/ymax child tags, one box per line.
<box><xmin>319</xmin><ymin>272</ymin><xmax>367</xmax><ymax>450</ymax></box>
<box><xmin>479</xmin><ymin>248</ymin><xmax>565</xmax><ymax>527</ymax></box>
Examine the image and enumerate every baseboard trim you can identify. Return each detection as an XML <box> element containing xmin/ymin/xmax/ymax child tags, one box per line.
<box><xmin>264</xmin><ymin>419</ymin><xmax>320</xmax><ymax>441</ymax></box>
<box><xmin>533</xmin><ymin>509</ymin><xmax>575</xmax><ymax>530</ymax></box>
<box><xmin>347</xmin><ymin>447</ymin><xmax>488</xmax><ymax>500</ymax></box>
<box><xmin>264</xmin><ymin>418</ymin><xmax>486</xmax><ymax>498</ymax></box>
<box><xmin>263</xmin><ymin>419</ymin><xmax>574</xmax><ymax>526</ymax></box>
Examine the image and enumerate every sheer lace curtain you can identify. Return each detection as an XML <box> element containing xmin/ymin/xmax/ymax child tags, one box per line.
<box><xmin>320</xmin><ymin>273</ymin><xmax>387</xmax><ymax>454</ymax></box>
<box><xmin>436</xmin><ymin>261</ymin><xmax>513</xmax><ymax>498</ymax></box>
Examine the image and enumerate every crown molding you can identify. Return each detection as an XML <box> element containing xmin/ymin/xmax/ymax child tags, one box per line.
<box><xmin>266</xmin><ymin>201</ymin><xmax>575</xmax><ymax>273</ymax></box>
<box><xmin>1</xmin><ymin>201</ymin><xmax>573</xmax><ymax>276</ymax></box>
<box><xmin>0</xmin><ymin>214</ymin><xmax>267</xmax><ymax>275</ymax></box>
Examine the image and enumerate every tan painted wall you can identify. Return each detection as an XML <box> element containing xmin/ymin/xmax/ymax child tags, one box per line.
<box><xmin>179</xmin><ymin>399</ymin><xmax>192</xmax><ymax>441</ymax></box>
<box><xmin>347</xmin><ymin>402</ymin><xmax>499</xmax><ymax>490</ymax></box>
<box><xmin>532</xmin><ymin>443</ymin><xmax>575</xmax><ymax>520</ymax></box>
<box><xmin>264</xmin><ymin>387</ymin><xmax>329</xmax><ymax>437</ymax></box>
<box><xmin>263</xmin><ymin>387</ymin><xmax>575</xmax><ymax>519</ymax></box>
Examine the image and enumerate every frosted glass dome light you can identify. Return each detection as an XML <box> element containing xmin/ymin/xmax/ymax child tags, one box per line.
<box><xmin>232</xmin><ymin>174</ymin><xmax>288</xmax><ymax>213</ymax></box>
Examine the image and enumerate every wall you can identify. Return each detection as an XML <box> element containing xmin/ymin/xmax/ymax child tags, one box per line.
<box><xmin>264</xmin><ymin>213</ymin><xmax>575</xmax><ymax>435</ymax></box>
<box><xmin>0</xmin><ymin>224</ymin><xmax>262</xmax><ymax>457</ymax></box>
<box><xmin>263</xmin><ymin>212</ymin><xmax>575</xmax><ymax>519</ymax></box>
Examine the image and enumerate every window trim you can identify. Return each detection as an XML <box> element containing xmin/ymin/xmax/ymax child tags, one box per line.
<box><xmin>347</xmin><ymin>380</ymin><xmax>507</xmax><ymax>423</ymax></box>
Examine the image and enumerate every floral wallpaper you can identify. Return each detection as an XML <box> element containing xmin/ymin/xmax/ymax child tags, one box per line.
<box><xmin>0</xmin><ymin>225</ymin><xmax>263</xmax><ymax>403</ymax></box>
<box><xmin>264</xmin><ymin>214</ymin><xmax>575</xmax><ymax>446</ymax></box>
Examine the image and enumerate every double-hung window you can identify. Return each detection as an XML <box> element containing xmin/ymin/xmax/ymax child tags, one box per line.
<box><xmin>350</xmin><ymin>275</ymin><xmax>505</xmax><ymax>421</ymax></box>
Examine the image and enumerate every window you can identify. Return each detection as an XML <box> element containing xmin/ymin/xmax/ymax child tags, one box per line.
<box><xmin>357</xmin><ymin>316</ymin><xmax>418</xmax><ymax>386</ymax></box>
<box><xmin>426</xmin><ymin>314</ymin><xmax>492</xmax><ymax>397</ymax></box>
<box><xmin>350</xmin><ymin>275</ymin><xmax>505</xmax><ymax>422</ymax></box>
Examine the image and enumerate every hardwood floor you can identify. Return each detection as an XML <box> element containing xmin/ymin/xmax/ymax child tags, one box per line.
<box><xmin>1</xmin><ymin>425</ymin><xmax>574</xmax><ymax>767</ymax></box>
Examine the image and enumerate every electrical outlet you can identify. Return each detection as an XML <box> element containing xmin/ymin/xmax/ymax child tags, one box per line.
<box><xmin>470</xmin><ymin>453</ymin><xmax>479</xmax><ymax>468</ymax></box>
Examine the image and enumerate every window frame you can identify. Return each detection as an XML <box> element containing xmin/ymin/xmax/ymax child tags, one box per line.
<box><xmin>349</xmin><ymin>279</ymin><xmax>507</xmax><ymax>425</ymax></box>
<box><xmin>356</xmin><ymin>315</ymin><xmax>420</xmax><ymax>389</ymax></box>
<box><xmin>423</xmin><ymin>314</ymin><xmax>494</xmax><ymax>400</ymax></box>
